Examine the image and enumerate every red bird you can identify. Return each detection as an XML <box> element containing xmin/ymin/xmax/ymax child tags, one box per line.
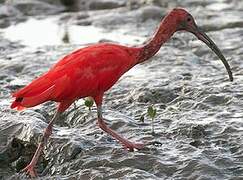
<box><xmin>11</xmin><ymin>8</ymin><xmax>233</xmax><ymax>177</ymax></box>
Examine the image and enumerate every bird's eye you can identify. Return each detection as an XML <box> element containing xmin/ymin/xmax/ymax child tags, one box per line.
<box><xmin>187</xmin><ymin>17</ymin><xmax>191</xmax><ymax>22</ymax></box>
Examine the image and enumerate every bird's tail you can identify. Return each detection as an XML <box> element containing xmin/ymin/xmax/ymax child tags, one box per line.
<box><xmin>10</xmin><ymin>74</ymin><xmax>55</xmax><ymax>111</ymax></box>
<box><xmin>10</xmin><ymin>97</ymin><xmax>25</xmax><ymax>111</ymax></box>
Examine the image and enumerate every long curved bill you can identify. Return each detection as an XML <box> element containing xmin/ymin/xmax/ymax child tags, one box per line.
<box><xmin>192</xmin><ymin>27</ymin><xmax>233</xmax><ymax>82</ymax></box>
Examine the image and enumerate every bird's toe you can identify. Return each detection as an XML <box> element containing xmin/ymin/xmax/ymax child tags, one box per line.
<box><xmin>22</xmin><ymin>164</ymin><xmax>38</xmax><ymax>178</ymax></box>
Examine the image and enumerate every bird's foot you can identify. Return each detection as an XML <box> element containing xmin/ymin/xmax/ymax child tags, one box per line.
<box><xmin>123</xmin><ymin>142</ymin><xmax>144</xmax><ymax>152</ymax></box>
<box><xmin>21</xmin><ymin>164</ymin><xmax>38</xmax><ymax>178</ymax></box>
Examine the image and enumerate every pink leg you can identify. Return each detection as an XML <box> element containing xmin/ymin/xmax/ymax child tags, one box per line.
<box><xmin>94</xmin><ymin>94</ymin><xmax>144</xmax><ymax>151</ymax></box>
<box><xmin>22</xmin><ymin>112</ymin><xmax>60</xmax><ymax>177</ymax></box>
<box><xmin>97</xmin><ymin>117</ymin><xmax>144</xmax><ymax>151</ymax></box>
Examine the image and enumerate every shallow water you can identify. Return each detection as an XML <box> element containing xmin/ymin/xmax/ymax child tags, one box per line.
<box><xmin>1</xmin><ymin>17</ymin><xmax>144</xmax><ymax>48</ymax></box>
<box><xmin>0</xmin><ymin>0</ymin><xmax>243</xmax><ymax>179</ymax></box>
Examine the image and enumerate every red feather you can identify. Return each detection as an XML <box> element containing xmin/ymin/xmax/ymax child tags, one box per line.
<box><xmin>11</xmin><ymin>43</ymin><xmax>140</xmax><ymax>111</ymax></box>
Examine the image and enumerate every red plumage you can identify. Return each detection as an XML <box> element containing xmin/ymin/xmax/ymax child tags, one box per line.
<box><xmin>11</xmin><ymin>43</ymin><xmax>140</xmax><ymax>111</ymax></box>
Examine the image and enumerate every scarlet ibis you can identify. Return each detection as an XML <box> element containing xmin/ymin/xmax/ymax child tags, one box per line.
<box><xmin>10</xmin><ymin>8</ymin><xmax>233</xmax><ymax>177</ymax></box>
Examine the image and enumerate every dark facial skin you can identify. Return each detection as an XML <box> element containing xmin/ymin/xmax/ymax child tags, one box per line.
<box><xmin>177</xmin><ymin>15</ymin><xmax>233</xmax><ymax>82</ymax></box>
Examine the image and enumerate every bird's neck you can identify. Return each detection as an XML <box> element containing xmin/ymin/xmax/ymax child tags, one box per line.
<box><xmin>136</xmin><ymin>14</ymin><xmax>177</xmax><ymax>64</ymax></box>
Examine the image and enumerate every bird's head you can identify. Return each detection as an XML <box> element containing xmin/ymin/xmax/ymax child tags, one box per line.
<box><xmin>170</xmin><ymin>8</ymin><xmax>233</xmax><ymax>81</ymax></box>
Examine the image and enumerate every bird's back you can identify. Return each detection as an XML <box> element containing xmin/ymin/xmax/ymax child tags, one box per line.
<box><xmin>11</xmin><ymin>43</ymin><xmax>140</xmax><ymax>110</ymax></box>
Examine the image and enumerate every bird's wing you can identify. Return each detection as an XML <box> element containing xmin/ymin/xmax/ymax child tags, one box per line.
<box><xmin>47</xmin><ymin>44</ymin><xmax>135</xmax><ymax>97</ymax></box>
<box><xmin>11</xmin><ymin>43</ymin><xmax>136</xmax><ymax>109</ymax></box>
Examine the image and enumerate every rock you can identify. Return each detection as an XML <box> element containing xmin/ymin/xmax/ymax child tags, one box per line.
<box><xmin>88</xmin><ymin>0</ymin><xmax>126</xmax><ymax>10</ymax></box>
<box><xmin>60</xmin><ymin>0</ymin><xmax>78</xmax><ymax>6</ymax></box>
<box><xmin>0</xmin><ymin>5</ymin><xmax>21</xmax><ymax>19</ymax></box>
<box><xmin>126</xmin><ymin>0</ymin><xmax>146</xmax><ymax>10</ymax></box>
<box><xmin>189</xmin><ymin>125</ymin><xmax>206</xmax><ymax>139</ymax></box>
<box><xmin>147</xmin><ymin>0</ymin><xmax>170</xmax><ymax>7</ymax></box>
<box><xmin>0</xmin><ymin>5</ymin><xmax>23</xmax><ymax>28</ymax></box>
<box><xmin>40</xmin><ymin>0</ymin><xmax>81</xmax><ymax>12</ymax></box>
<box><xmin>83</xmin><ymin>5</ymin><xmax>165</xmax><ymax>28</ymax></box>
<box><xmin>0</xmin><ymin>111</ymin><xmax>49</xmax><ymax>178</ymax></box>
<box><xmin>0</xmin><ymin>19</ymin><xmax>10</xmax><ymax>28</ymax></box>
<box><xmin>189</xmin><ymin>140</ymin><xmax>203</xmax><ymax>148</ymax></box>
<box><xmin>41</xmin><ymin>0</ymin><xmax>63</xmax><ymax>6</ymax></box>
<box><xmin>13</xmin><ymin>0</ymin><xmax>64</xmax><ymax>16</ymax></box>
<box><xmin>202</xmin><ymin>95</ymin><xmax>231</xmax><ymax>106</ymax></box>
<box><xmin>131</xmin><ymin>87</ymin><xmax>179</xmax><ymax>104</ymax></box>
<box><xmin>139</xmin><ymin>5</ymin><xmax>165</xmax><ymax>22</ymax></box>
<box><xmin>0</xmin><ymin>138</ymin><xmax>24</xmax><ymax>166</ymax></box>
<box><xmin>92</xmin><ymin>12</ymin><xmax>133</xmax><ymax>27</ymax></box>
<box><xmin>43</xmin><ymin>0</ymin><xmax>126</xmax><ymax>11</ymax></box>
